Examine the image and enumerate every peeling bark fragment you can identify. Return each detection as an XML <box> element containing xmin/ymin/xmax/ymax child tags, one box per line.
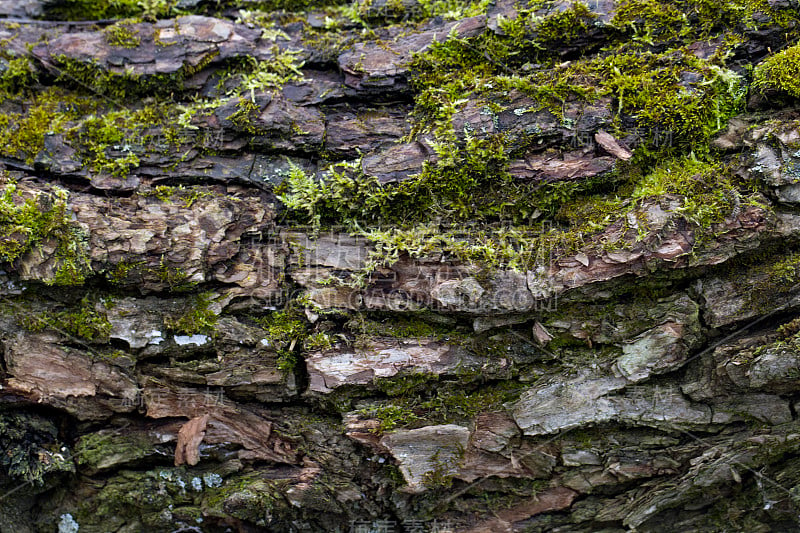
<box><xmin>461</xmin><ymin>487</ymin><xmax>578</xmax><ymax>533</ymax></box>
<box><xmin>33</xmin><ymin>16</ymin><xmax>268</xmax><ymax>79</ymax></box>
<box><xmin>143</xmin><ymin>384</ymin><xmax>298</xmax><ymax>464</ymax></box>
<box><xmin>338</xmin><ymin>16</ymin><xmax>485</xmax><ymax>93</ymax></box>
<box><xmin>306</xmin><ymin>338</ymin><xmax>476</xmax><ymax>393</ymax></box>
<box><xmin>1</xmin><ymin>333</ymin><xmax>138</xmax><ymax>420</ymax></box>
<box><xmin>380</xmin><ymin>424</ymin><xmax>470</xmax><ymax>493</ymax></box>
<box><xmin>174</xmin><ymin>413</ymin><xmax>208</xmax><ymax>466</ymax></box>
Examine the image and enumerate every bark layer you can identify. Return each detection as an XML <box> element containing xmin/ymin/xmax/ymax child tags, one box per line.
<box><xmin>1</xmin><ymin>1</ymin><xmax>800</xmax><ymax>532</ymax></box>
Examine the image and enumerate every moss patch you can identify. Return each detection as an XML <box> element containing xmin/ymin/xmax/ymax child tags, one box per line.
<box><xmin>0</xmin><ymin>178</ymin><xmax>91</xmax><ymax>284</ymax></box>
<box><xmin>360</xmin><ymin>381</ymin><xmax>526</xmax><ymax>433</ymax></box>
<box><xmin>164</xmin><ymin>292</ymin><xmax>218</xmax><ymax>335</ymax></box>
<box><xmin>18</xmin><ymin>296</ymin><xmax>112</xmax><ymax>343</ymax></box>
<box><xmin>753</xmin><ymin>43</ymin><xmax>800</xmax><ymax>99</ymax></box>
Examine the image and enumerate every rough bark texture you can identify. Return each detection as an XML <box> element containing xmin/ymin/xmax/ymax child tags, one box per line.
<box><xmin>1</xmin><ymin>0</ymin><xmax>800</xmax><ymax>532</ymax></box>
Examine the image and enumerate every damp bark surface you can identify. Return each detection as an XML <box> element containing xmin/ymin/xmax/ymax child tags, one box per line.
<box><xmin>1</xmin><ymin>1</ymin><xmax>800</xmax><ymax>532</ymax></box>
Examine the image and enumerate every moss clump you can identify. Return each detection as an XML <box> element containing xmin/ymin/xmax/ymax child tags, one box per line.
<box><xmin>0</xmin><ymin>91</ymin><xmax>77</xmax><ymax>165</ymax></box>
<box><xmin>77</xmin><ymin>111</ymin><xmax>142</xmax><ymax>177</ymax></box>
<box><xmin>360</xmin><ymin>381</ymin><xmax>526</xmax><ymax>433</ymax></box>
<box><xmin>229</xmin><ymin>98</ymin><xmax>262</xmax><ymax>134</ymax></box>
<box><xmin>611</xmin><ymin>0</ymin><xmax>798</xmax><ymax>45</ymax></box>
<box><xmin>149</xmin><ymin>258</ymin><xmax>196</xmax><ymax>292</ymax></box>
<box><xmin>0</xmin><ymin>179</ymin><xmax>92</xmax><ymax>284</ymax></box>
<box><xmin>18</xmin><ymin>297</ymin><xmax>112</xmax><ymax>342</ymax></box>
<box><xmin>508</xmin><ymin>47</ymin><xmax>746</xmax><ymax>145</ymax></box>
<box><xmin>202</xmin><ymin>471</ymin><xmax>288</xmax><ymax>523</ymax></box>
<box><xmin>60</xmin><ymin>299</ymin><xmax>113</xmax><ymax>342</ymax></box>
<box><xmin>45</xmin><ymin>0</ymin><xmax>176</xmax><ymax>21</ymax></box>
<box><xmin>237</xmin><ymin>49</ymin><xmax>305</xmax><ymax>94</ymax></box>
<box><xmin>53</xmin><ymin>55</ymin><xmax>186</xmax><ymax>99</ymax></box>
<box><xmin>765</xmin><ymin>251</ymin><xmax>800</xmax><ymax>287</ymax></box>
<box><xmin>278</xmin><ymin>135</ymin><xmax>525</xmax><ymax>228</ymax></box>
<box><xmin>0</xmin><ymin>56</ymin><xmax>37</xmax><ymax>93</ymax></box>
<box><xmin>142</xmin><ymin>185</ymin><xmax>211</xmax><ymax>207</ymax></box>
<box><xmin>360</xmin><ymin>404</ymin><xmax>420</xmax><ymax>434</ymax></box>
<box><xmin>753</xmin><ymin>43</ymin><xmax>800</xmax><ymax>99</ymax></box>
<box><xmin>165</xmin><ymin>292</ymin><xmax>218</xmax><ymax>335</ymax></box>
<box><xmin>104</xmin><ymin>22</ymin><xmax>142</xmax><ymax>48</ymax></box>
<box><xmin>533</xmin><ymin>1</ymin><xmax>597</xmax><ymax>44</ymax></box>
<box><xmin>374</xmin><ymin>372</ymin><xmax>438</xmax><ymax>397</ymax></box>
<box><xmin>611</xmin><ymin>0</ymin><xmax>687</xmax><ymax>42</ymax></box>
<box><xmin>557</xmin><ymin>155</ymin><xmax>761</xmax><ymax>250</ymax></box>
<box><xmin>75</xmin><ymin>467</ymin><xmax>231</xmax><ymax>530</ymax></box>
<box><xmin>257</xmin><ymin>308</ymin><xmax>308</xmax><ymax>348</ymax></box>
<box><xmin>255</xmin><ymin>307</ymin><xmax>334</xmax><ymax>371</ymax></box>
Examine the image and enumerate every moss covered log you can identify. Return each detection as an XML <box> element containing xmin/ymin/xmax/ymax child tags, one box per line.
<box><xmin>0</xmin><ymin>0</ymin><xmax>800</xmax><ymax>531</ymax></box>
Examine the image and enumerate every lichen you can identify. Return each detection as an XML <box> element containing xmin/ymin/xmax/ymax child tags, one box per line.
<box><xmin>0</xmin><ymin>412</ymin><xmax>74</xmax><ymax>485</ymax></box>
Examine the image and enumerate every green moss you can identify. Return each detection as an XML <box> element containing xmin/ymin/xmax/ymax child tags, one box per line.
<box><xmin>239</xmin><ymin>49</ymin><xmax>305</xmax><ymax>93</ymax></box>
<box><xmin>106</xmin><ymin>260</ymin><xmax>144</xmax><ymax>285</ymax></box>
<box><xmin>533</xmin><ymin>1</ymin><xmax>597</xmax><ymax>44</ymax></box>
<box><xmin>104</xmin><ymin>22</ymin><xmax>142</xmax><ymax>48</ymax></box>
<box><xmin>229</xmin><ymin>97</ymin><xmax>262</xmax><ymax>134</ymax></box>
<box><xmin>280</xmin><ymin>20</ymin><xmax>746</xmax><ymax>237</ymax></box>
<box><xmin>107</xmin><ymin>256</ymin><xmax>198</xmax><ymax>290</ymax></box>
<box><xmin>75</xmin><ymin>467</ymin><xmax>232</xmax><ymax>529</ymax></box>
<box><xmin>359</xmin><ymin>404</ymin><xmax>420</xmax><ymax>434</ymax></box>
<box><xmin>254</xmin><ymin>309</ymin><xmax>304</xmax><ymax>369</ymax></box>
<box><xmin>0</xmin><ymin>56</ymin><xmax>37</xmax><ymax>93</ymax></box>
<box><xmin>0</xmin><ymin>92</ymin><xmax>75</xmax><ymax>164</ymax></box>
<box><xmin>165</xmin><ymin>292</ymin><xmax>218</xmax><ymax>335</ymax></box>
<box><xmin>150</xmin><ymin>257</ymin><xmax>196</xmax><ymax>291</ymax></box>
<box><xmin>53</xmin><ymin>55</ymin><xmax>186</xmax><ymax>99</ymax></box>
<box><xmin>279</xmin><ymin>135</ymin><xmax>528</xmax><ymax>228</ymax></box>
<box><xmin>374</xmin><ymin>372</ymin><xmax>438</xmax><ymax>397</ymax></box>
<box><xmin>360</xmin><ymin>381</ymin><xmax>526</xmax><ymax>433</ymax></box>
<box><xmin>257</xmin><ymin>308</ymin><xmax>309</xmax><ymax>348</ymax></box>
<box><xmin>0</xmin><ymin>179</ymin><xmax>92</xmax><ymax>284</ymax></box>
<box><xmin>350</xmin><ymin>0</ymin><xmax>491</xmax><ymax>23</ymax></box>
<box><xmin>753</xmin><ymin>43</ymin><xmax>800</xmax><ymax>98</ymax></box>
<box><xmin>61</xmin><ymin>299</ymin><xmax>113</xmax><ymax>342</ymax></box>
<box><xmin>514</xmin><ymin>47</ymin><xmax>746</xmax><ymax>145</ymax></box>
<box><xmin>74</xmin><ymin>430</ymin><xmax>154</xmax><ymax>473</ymax></box>
<box><xmin>142</xmin><ymin>185</ymin><xmax>212</xmax><ymax>207</ymax></box>
<box><xmin>254</xmin><ymin>306</ymin><xmax>337</xmax><ymax>371</ymax></box>
<box><xmin>74</xmin><ymin>106</ymin><xmax>171</xmax><ymax>177</ymax></box>
<box><xmin>346</xmin><ymin>313</ymin><xmax>459</xmax><ymax>339</ymax></box>
<box><xmin>611</xmin><ymin>0</ymin><xmax>798</xmax><ymax>45</ymax></box>
<box><xmin>235</xmin><ymin>0</ymin><xmax>347</xmax><ymax>11</ymax></box>
<box><xmin>19</xmin><ymin>296</ymin><xmax>112</xmax><ymax>342</ymax></box>
<box><xmin>202</xmin><ymin>471</ymin><xmax>288</xmax><ymax>523</ymax></box>
<box><xmin>422</xmin><ymin>444</ymin><xmax>463</xmax><ymax>489</ymax></box>
<box><xmin>304</xmin><ymin>331</ymin><xmax>333</xmax><ymax>351</ymax></box>
<box><xmin>45</xmin><ymin>0</ymin><xmax>176</xmax><ymax>20</ymax></box>
<box><xmin>611</xmin><ymin>0</ymin><xmax>687</xmax><ymax>43</ymax></box>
